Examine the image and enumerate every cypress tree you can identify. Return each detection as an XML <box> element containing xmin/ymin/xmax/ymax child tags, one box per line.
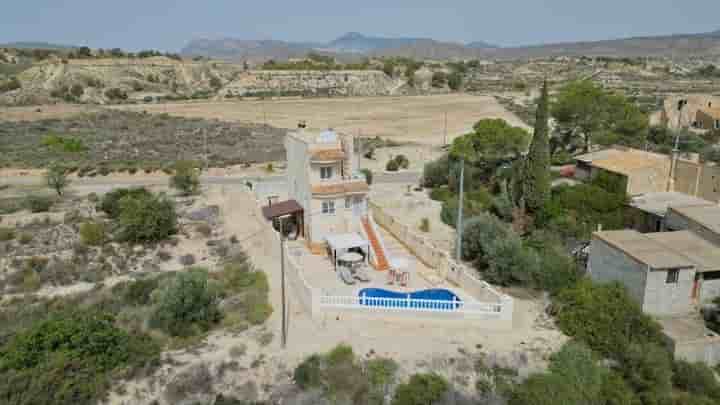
<box><xmin>521</xmin><ymin>80</ymin><xmax>551</xmax><ymax>214</ymax></box>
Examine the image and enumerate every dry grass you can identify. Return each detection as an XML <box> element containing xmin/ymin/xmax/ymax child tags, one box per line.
<box><xmin>111</xmin><ymin>94</ymin><xmax>529</xmax><ymax>145</ymax></box>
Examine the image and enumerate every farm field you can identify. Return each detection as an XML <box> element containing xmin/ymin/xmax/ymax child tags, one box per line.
<box><xmin>110</xmin><ymin>93</ymin><xmax>530</xmax><ymax>145</ymax></box>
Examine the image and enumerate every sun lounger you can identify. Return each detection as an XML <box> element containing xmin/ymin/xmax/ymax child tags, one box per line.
<box><xmin>353</xmin><ymin>267</ymin><xmax>371</xmax><ymax>282</ymax></box>
<box><xmin>338</xmin><ymin>266</ymin><xmax>356</xmax><ymax>285</ymax></box>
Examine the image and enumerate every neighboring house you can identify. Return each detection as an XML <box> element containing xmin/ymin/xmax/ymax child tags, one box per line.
<box><xmin>628</xmin><ymin>192</ymin><xmax>713</xmax><ymax>233</ymax></box>
<box><xmin>589</xmin><ymin>230</ymin><xmax>697</xmax><ymax>316</ymax></box>
<box><xmin>285</xmin><ymin>129</ymin><xmax>368</xmax><ymax>251</ymax></box>
<box><xmin>574</xmin><ymin>146</ymin><xmax>720</xmax><ymax>203</ymax></box>
<box><xmin>696</xmin><ymin>107</ymin><xmax>720</xmax><ymax>131</ymax></box>
<box><xmin>574</xmin><ymin>147</ymin><xmax>671</xmax><ymax>195</ymax></box>
<box><xmin>589</xmin><ymin>229</ymin><xmax>720</xmax><ymax>366</ymax></box>
<box><xmin>665</xmin><ymin>204</ymin><xmax>720</xmax><ymax>247</ymax></box>
<box><xmin>590</xmin><ymin>229</ymin><xmax>720</xmax><ymax>315</ymax></box>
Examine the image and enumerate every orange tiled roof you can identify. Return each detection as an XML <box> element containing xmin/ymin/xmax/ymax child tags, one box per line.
<box><xmin>312</xmin><ymin>180</ymin><xmax>369</xmax><ymax>195</ymax></box>
<box><xmin>310</xmin><ymin>149</ymin><xmax>346</xmax><ymax>162</ymax></box>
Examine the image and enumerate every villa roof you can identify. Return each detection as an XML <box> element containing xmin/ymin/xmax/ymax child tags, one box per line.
<box><xmin>310</xmin><ymin>149</ymin><xmax>346</xmax><ymax>162</ymax></box>
<box><xmin>312</xmin><ymin>180</ymin><xmax>369</xmax><ymax>196</ymax></box>
<box><xmin>593</xmin><ymin>230</ymin><xmax>696</xmax><ymax>270</ymax></box>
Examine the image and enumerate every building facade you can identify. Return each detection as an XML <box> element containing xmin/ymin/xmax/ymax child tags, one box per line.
<box><xmin>285</xmin><ymin>129</ymin><xmax>369</xmax><ymax>251</ymax></box>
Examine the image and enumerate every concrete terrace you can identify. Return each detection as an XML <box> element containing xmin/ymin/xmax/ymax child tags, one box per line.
<box><xmin>285</xmin><ymin>227</ymin><xmax>499</xmax><ymax>304</ymax></box>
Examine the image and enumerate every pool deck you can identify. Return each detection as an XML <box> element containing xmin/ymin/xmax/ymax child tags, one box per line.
<box><xmin>287</xmin><ymin>227</ymin><xmax>499</xmax><ymax>304</ymax></box>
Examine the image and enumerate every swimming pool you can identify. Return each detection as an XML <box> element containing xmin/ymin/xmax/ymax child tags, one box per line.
<box><xmin>358</xmin><ymin>288</ymin><xmax>462</xmax><ymax>310</ymax></box>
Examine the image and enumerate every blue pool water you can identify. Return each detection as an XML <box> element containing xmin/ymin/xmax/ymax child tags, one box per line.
<box><xmin>358</xmin><ymin>288</ymin><xmax>462</xmax><ymax>310</ymax></box>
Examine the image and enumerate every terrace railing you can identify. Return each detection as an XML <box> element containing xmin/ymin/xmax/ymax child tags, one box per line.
<box><xmin>318</xmin><ymin>293</ymin><xmax>504</xmax><ymax>315</ymax></box>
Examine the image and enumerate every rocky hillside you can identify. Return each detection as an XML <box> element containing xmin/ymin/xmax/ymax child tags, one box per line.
<box><xmin>0</xmin><ymin>57</ymin><xmax>401</xmax><ymax>105</ymax></box>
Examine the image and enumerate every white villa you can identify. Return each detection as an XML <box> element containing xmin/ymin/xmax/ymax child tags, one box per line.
<box><xmin>256</xmin><ymin>128</ymin><xmax>513</xmax><ymax>325</ymax></box>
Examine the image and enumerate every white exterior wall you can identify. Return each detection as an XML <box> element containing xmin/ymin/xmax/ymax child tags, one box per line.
<box><xmin>643</xmin><ymin>268</ymin><xmax>695</xmax><ymax>315</ymax></box>
<box><xmin>286</xmin><ymin>136</ymin><xmax>313</xmax><ymax>238</ymax></box>
<box><xmin>309</xmin><ymin>195</ymin><xmax>367</xmax><ymax>243</ymax></box>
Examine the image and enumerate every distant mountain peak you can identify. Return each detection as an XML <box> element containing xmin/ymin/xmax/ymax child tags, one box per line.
<box><xmin>338</xmin><ymin>32</ymin><xmax>366</xmax><ymax>40</ymax></box>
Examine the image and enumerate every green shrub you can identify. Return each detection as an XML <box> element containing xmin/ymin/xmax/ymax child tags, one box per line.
<box><xmin>429</xmin><ymin>187</ymin><xmax>453</xmax><ymax>202</ymax></box>
<box><xmin>386</xmin><ymin>158</ymin><xmax>399</xmax><ymax>172</ymax></box>
<box><xmin>117</xmin><ymin>192</ymin><xmax>177</xmax><ymax>243</ymax></box>
<box><xmin>672</xmin><ymin>360</ymin><xmax>720</xmax><ymax>399</ymax></box>
<box><xmin>360</xmin><ymin>168</ymin><xmax>373</xmax><ymax>185</ymax></box>
<box><xmin>0</xmin><ymin>311</ymin><xmax>159</xmax><ymax>405</ymax></box>
<box><xmin>0</xmin><ymin>227</ymin><xmax>15</xmax><ymax>241</ymax></box>
<box><xmin>100</xmin><ymin>187</ymin><xmax>151</xmax><ymax>218</ymax></box>
<box><xmin>220</xmin><ymin>259</ymin><xmax>272</xmax><ymax>325</ymax></box>
<box><xmin>24</xmin><ymin>195</ymin><xmax>54</xmax><ymax>213</ymax></box>
<box><xmin>619</xmin><ymin>343</ymin><xmax>673</xmax><ymax>403</ymax></box>
<box><xmin>510</xmin><ymin>341</ymin><xmax>636</xmax><ymax>405</ymax></box>
<box><xmin>293</xmin><ymin>344</ymin><xmax>369</xmax><ymax>402</ymax></box>
<box><xmin>422</xmin><ymin>155</ymin><xmax>450</xmax><ymax>188</ymax></box>
<box><xmin>169</xmin><ymin>160</ymin><xmax>200</xmax><ymax>196</ymax></box>
<box><xmin>392</xmin><ymin>373</ymin><xmax>448</xmax><ymax>405</ymax></box>
<box><xmin>42</xmin><ymin>134</ymin><xmax>87</xmax><ymax>153</ymax></box>
<box><xmin>0</xmin><ymin>77</ymin><xmax>21</xmax><ymax>93</ymax></box>
<box><xmin>394</xmin><ymin>154</ymin><xmax>409</xmax><ymax>169</ymax></box>
<box><xmin>119</xmin><ymin>277</ymin><xmax>160</xmax><ymax>306</ymax></box>
<box><xmin>552</xmin><ymin>280</ymin><xmax>665</xmax><ymax>360</ymax></box>
<box><xmin>419</xmin><ymin>217</ymin><xmax>430</xmax><ymax>232</ymax></box>
<box><xmin>461</xmin><ymin>213</ymin><xmax>510</xmax><ymax>262</ymax></box>
<box><xmin>104</xmin><ymin>87</ymin><xmax>127</xmax><ymax>100</ymax></box>
<box><xmin>79</xmin><ymin>221</ymin><xmax>106</xmax><ymax>246</ymax></box>
<box><xmin>294</xmin><ymin>354</ymin><xmax>323</xmax><ymax>389</ymax></box>
<box><xmin>18</xmin><ymin>233</ymin><xmax>33</xmax><ymax>245</ymax></box>
<box><xmin>150</xmin><ymin>269</ymin><xmax>222</xmax><ymax>337</ymax></box>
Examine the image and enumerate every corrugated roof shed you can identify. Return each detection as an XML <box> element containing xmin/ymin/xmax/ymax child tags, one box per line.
<box><xmin>670</xmin><ymin>205</ymin><xmax>720</xmax><ymax>236</ymax></box>
<box><xmin>646</xmin><ymin>231</ymin><xmax>720</xmax><ymax>272</ymax></box>
<box><xmin>630</xmin><ymin>192</ymin><xmax>714</xmax><ymax>216</ymax></box>
<box><xmin>594</xmin><ymin>230</ymin><xmax>696</xmax><ymax>270</ymax></box>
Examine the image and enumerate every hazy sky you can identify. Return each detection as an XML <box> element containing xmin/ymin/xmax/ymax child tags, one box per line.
<box><xmin>2</xmin><ymin>0</ymin><xmax>719</xmax><ymax>51</ymax></box>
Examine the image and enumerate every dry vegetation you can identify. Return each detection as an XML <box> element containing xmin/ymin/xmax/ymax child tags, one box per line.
<box><xmin>0</xmin><ymin>110</ymin><xmax>285</xmax><ymax>170</ymax></box>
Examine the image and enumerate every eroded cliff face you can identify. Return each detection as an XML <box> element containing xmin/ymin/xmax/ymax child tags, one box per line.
<box><xmin>0</xmin><ymin>57</ymin><xmax>404</xmax><ymax>106</ymax></box>
<box><xmin>220</xmin><ymin>70</ymin><xmax>403</xmax><ymax>97</ymax></box>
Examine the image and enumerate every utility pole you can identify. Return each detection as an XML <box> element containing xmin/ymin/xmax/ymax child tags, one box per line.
<box><xmin>667</xmin><ymin>98</ymin><xmax>686</xmax><ymax>191</ymax></box>
<box><xmin>203</xmin><ymin>129</ymin><xmax>209</xmax><ymax>172</ymax></box>
<box><xmin>444</xmin><ymin>111</ymin><xmax>448</xmax><ymax>146</ymax></box>
<box><xmin>455</xmin><ymin>159</ymin><xmax>465</xmax><ymax>261</ymax></box>
<box><xmin>279</xmin><ymin>216</ymin><xmax>287</xmax><ymax>348</ymax></box>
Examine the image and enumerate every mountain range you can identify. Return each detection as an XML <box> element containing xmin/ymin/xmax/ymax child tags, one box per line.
<box><xmin>182</xmin><ymin>30</ymin><xmax>720</xmax><ymax>62</ymax></box>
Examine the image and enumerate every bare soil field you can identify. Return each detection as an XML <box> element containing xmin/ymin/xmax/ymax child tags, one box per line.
<box><xmin>111</xmin><ymin>94</ymin><xmax>530</xmax><ymax>145</ymax></box>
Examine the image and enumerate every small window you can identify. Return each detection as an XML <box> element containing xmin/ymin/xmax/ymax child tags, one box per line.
<box><xmin>322</xmin><ymin>200</ymin><xmax>335</xmax><ymax>215</ymax></box>
<box><xmin>666</xmin><ymin>269</ymin><xmax>679</xmax><ymax>284</ymax></box>
<box><xmin>345</xmin><ymin>197</ymin><xmax>352</xmax><ymax>209</ymax></box>
<box><xmin>704</xmin><ymin>271</ymin><xmax>720</xmax><ymax>281</ymax></box>
<box><xmin>715</xmin><ymin>120</ymin><xmax>720</xmax><ymax>130</ymax></box>
<box><xmin>320</xmin><ymin>166</ymin><xmax>333</xmax><ymax>180</ymax></box>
